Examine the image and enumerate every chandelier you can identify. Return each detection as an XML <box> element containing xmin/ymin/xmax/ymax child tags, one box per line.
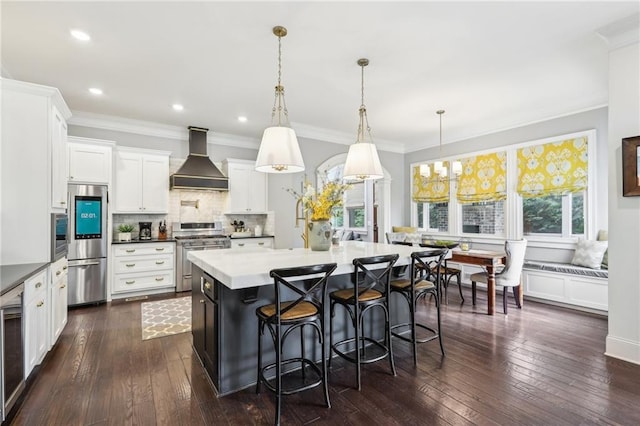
<box><xmin>420</xmin><ymin>110</ymin><xmax>462</xmax><ymax>179</ymax></box>
<box><xmin>255</xmin><ymin>26</ymin><xmax>305</xmax><ymax>174</ymax></box>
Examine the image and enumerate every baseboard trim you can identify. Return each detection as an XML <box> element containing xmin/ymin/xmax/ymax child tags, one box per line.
<box><xmin>605</xmin><ymin>335</ymin><xmax>640</xmax><ymax>365</ymax></box>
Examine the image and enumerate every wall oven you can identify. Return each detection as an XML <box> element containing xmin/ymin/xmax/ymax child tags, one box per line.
<box><xmin>51</xmin><ymin>213</ymin><xmax>68</xmax><ymax>262</ymax></box>
<box><xmin>1</xmin><ymin>283</ymin><xmax>24</xmax><ymax>421</ymax></box>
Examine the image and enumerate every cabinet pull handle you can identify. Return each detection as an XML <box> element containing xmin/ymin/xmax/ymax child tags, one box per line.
<box><xmin>155</xmin><ymin>247</ymin><xmax>165</xmax><ymax>251</ymax></box>
<box><xmin>126</xmin><ymin>249</ymin><xmax>136</xmax><ymax>253</ymax></box>
<box><xmin>155</xmin><ymin>277</ymin><xmax>164</xmax><ymax>282</ymax></box>
<box><xmin>126</xmin><ymin>263</ymin><xmax>136</xmax><ymax>267</ymax></box>
<box><xmin>37</xmin><ymin>301</ymin><xmax>44</xmax><ymax>307</ymax></box>
<box><xmin>258</xmin><ymin>242</ymin><xmax>264</xmax><ymax>246</ymax></box>
<box><xmin>60</xmin><ymin>201</ymin><xmax>66</xmax><ymax>205</ymax></box>
<box><xmin>126</xmin><ymin>280</ymin><xmax>135</xmax><ymax>285</ymax></box>
<box><xmin>63</xmin><ymin>265</ymin><xmax>68</xmax><ymax>270</ymax></box>
<box><xmin>204</xmin><ymin>281</ymin><xmax>212</xmax><ymax>290</ymax></box>
<box><xmin>238</xmin><ymin>243</ymin><xmax>245</xmax><ymax>247</ymax></box>
<box><xmin>155</xmin><ymin>261</ymin><xmax>165</xmax><ymax>265</ymax></box>
<box><xmin>56</xmin><ymin>270</ymin><xmax>62</xmax><ymax>276</ymax></box>
<box><xmin>200</xmin><ymin>299</ymin><xmax>206</xmax><ymax>304</ymax></box>
<box><xmin>35</xmin><ymin>282</ymin><xmax>43</xmax><ymax>289</ymax></box>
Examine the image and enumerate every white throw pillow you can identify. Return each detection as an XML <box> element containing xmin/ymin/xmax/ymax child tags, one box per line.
<box><xmin>386</xmin><ymin>232</ymin><xmax>406</xmax><ymax>243</ymax></box>
<box><xmin>571</xmin><ymin>238</ymin><xmax>608</xmax><ymax>269</ymax></box>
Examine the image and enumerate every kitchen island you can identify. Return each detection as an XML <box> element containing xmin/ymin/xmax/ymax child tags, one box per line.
<box><xmin>187</xmin><ymin>241</ymin><xmax>423</xmax><ymax>396</ymax></box>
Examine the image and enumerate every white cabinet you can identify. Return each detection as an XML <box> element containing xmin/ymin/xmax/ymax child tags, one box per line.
<box><xmin>112</xmin><ymin>242</ymin><xmax>176</xmax><ymax>297</ymax></box>
<box><xmin>223</xmin><ymin>159</ymin><xmax>268</xmax><ymax>213</ymax></box>
<box><xmin>49</xmin><ymin>257</ymin><xmax>68</xmax><ymax>349</ymax></box>
<box><xmin>68</xmin><ymin>137</ymin><xmax>114</xmax><ymax>184</ymax></box>
<box><xmin>24</xmin><ymin>269</ymin><xmax>49</xmax><ymax>378</ymax></box>
<box><xmin>51</xmin><ymin>106</ymin><xmax>68</xmax><ymax>210</ymax></box>
<box><xmin>1</xmin><ymin>79</ymin><xmax>72</xmax><ymax>264</ymax></box>
<box><xmin>230</xmin><ymin>237</ymin><xmax>274</xmax><ymax>249</ymax></box>
<box><xmin>114</xmin><ymin>148</ymin><xmax>170</xmax><ymax>213</ymax></box>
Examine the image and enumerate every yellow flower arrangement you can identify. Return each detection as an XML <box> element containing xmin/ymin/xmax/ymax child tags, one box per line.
<box><xmin>286</xmin><ymin>180</ymin><xmax>352</xmax><ymax>221</ymax></box>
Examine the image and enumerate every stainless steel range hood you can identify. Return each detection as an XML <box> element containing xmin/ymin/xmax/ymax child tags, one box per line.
<box><xmin>170</xmin><ymin>126</ymin><xmax>229</xmax><ymax>191</ymax></box>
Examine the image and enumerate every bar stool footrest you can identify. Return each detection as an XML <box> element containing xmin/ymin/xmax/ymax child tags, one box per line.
<box><xmin>259</xmin><ymin>358</ymin><xmax>324</xmax><ymax>395</ymax></box>
<box><xmin>332</xmin><ymin>336</ymin><xmax>390</xmax><ymax>365</ymax></box>
<box><xmin>391</xmin><ymin>322</ymin><xmax>440</xmax><ymax>344</ymax></box>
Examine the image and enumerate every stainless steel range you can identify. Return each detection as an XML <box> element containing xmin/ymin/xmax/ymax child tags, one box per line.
<box><xmin>173</xmin><ymin>222</ymin><xmax>230</xmax><ymax>292</ymax></box>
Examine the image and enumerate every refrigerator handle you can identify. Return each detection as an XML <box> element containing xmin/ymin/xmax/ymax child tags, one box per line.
<box><xmin>68</xmin><ymin>260</ymin><xmax>101</xmax><ymax>267</ymax></box>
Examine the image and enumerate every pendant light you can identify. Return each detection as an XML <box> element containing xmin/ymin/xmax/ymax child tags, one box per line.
<box><xmin>255</xmin><ymin>26</ymin><xmax>305</xmax><ymax>174</ymax></box>
<box><xmin>343</xmin><ymin>58</ymin><xmax>383</xmax><ymax>181</ymax></box>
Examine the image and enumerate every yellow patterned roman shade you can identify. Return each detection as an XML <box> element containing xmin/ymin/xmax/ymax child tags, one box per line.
<box><xmin>456</xmin><ymin>152</ymin><xmax>507</xmax><ymax>203</ymax></box>
<box><xmin>412</xmin><ymin>164</ymin><xmax>450</xmax><ymax>203</ymax></box>
<box><xmin>517</xmin><ymin>137</ymin><xmax>588</xmax><ymax>198</ymax></box>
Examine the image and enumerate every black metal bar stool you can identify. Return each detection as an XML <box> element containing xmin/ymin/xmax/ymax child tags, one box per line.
<box><xmin>390</xmin><ymin>249</ymin><xmax>447</xmax><ymax>365</ymax></box>
<box><xmin>329</xmin><ymin>253</ymin><xmax>399</xmax><ymax>390</ymax></box>
<box><xmin>255</xmin><ymin>262</ymin><xmax>337</xmax><ymax>426</ymax></box>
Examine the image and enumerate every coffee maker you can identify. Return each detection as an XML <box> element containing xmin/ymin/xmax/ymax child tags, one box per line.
<box><xmin>139</xmin><ymin>222</ymin><xmax>152</xmax><ymax>240</ymax></box>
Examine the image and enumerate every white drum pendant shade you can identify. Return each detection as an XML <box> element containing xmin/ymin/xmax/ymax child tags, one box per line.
<box><xmin>343</xmin><ymin>142</ymin><xmax>384</xmax><ymax>181</ymax></box>
<box><xmin>255</xmin><ymin>126</ymin><xmax>305</xmax><ymax>173</ymax></box>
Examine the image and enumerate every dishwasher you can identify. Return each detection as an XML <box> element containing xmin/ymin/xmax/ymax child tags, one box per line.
<box><xmin>1</xmin><ymin>283</ymin><xmax>25</xmax><ymax>421</ymax></box>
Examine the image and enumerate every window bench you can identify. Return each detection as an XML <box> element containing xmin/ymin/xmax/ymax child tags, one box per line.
<box><xmin>522</xmin><ymin>260</ymin><xmax>608</xmax><ymax>314</ymax></box>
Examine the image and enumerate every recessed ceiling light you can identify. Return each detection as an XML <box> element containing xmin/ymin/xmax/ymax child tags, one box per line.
<box><xmin>89</xmin><ymin>88</ymin><xmax>103</xmax><ymax>95</ymax></box>
<box><xmin>70</xmin><ymin>29</ymin><xmax>91</xmax><ymax>41</ymax></box>
<box><xmin>172</xmin><ymin>104</ymin><xmax>184</xmax><ymax>111</ymax></box>
<box><xmin>237</xmin><ymin>116</ymin><xmax>248</xmax><ymax>123</ymax></box>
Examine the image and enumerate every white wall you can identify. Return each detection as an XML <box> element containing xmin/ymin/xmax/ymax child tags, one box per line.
<box><xmin>606</xmin><ymin>40</ymin><xmax>640</xmax><ymax>365</ymax></box>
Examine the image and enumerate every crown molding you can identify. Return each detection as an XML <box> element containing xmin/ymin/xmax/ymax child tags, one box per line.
<box><xmin>2</xmin><ymin>78</ymin><xmax>72</xmax><ymax>119</ymax></box>
<box><xmin>292</xmin><ymin>122</ymin><xmax>406</xmax><ymax>154</ymax></box>
<box><xmin>596</xmin><ymin>13</ymin><xmax>640</xmax><ymax>50</ymax></box>
<box><xmin>69</xmin><ymin>111</ymin><xmax>260</xmax><ymax>150</ymax></box>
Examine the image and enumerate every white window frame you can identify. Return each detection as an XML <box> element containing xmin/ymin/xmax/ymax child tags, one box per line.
<box><xmin>410</xmin><ymin>129</ymin><xmax>597</xmax><ymax>249</ymax></box>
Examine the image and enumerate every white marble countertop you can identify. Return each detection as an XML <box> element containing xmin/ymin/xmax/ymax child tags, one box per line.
<box><xmin>188</xmin><ymin>241</ymin><xmax>432</xmax><ymax>290</ymax></box>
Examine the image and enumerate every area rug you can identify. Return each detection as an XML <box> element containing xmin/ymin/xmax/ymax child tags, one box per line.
<box><xmin>141</xmin><ymin>296</ymin><xmax>191</xmax><ymax>340</ymax></box>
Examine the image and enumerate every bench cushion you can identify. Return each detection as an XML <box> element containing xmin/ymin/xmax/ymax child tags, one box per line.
<box><xmin>524</xmin><ymin>260</ymin><xmax>608</xmax><ymax>279</ymax></box>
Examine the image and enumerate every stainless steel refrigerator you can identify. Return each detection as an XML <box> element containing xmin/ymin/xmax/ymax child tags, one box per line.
<box><xmin>67</xmin><ymin>184</ymin><xmax>108</xmax><ymax>306</ymax></box>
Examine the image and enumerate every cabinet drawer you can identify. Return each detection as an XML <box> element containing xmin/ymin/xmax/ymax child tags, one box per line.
<box><xmin>24</xmin><ymin>269</ymin><xmax>48</xmax><ymax>304</ymax></box>
<box><xmin>49</xmin><ymin>257</ymin><xmax>68</xmax><ymax>285</ymax></box>
<box><xmin>114</xmin><ymin>254</ymin><xmax>174</xmax><ymax>274</ymax></box>
<box><xmin>113</xmin><ymin>271</ymin><xmax>174</xmax><ymax>293</ymax></box>
<box><xmin>113</xmin><ymin>243</ymin><xmax>174</xmax><ymax>257</ymax></box>
<box><xmin>231</xmin><ymin>238</ymin><xmax>273</xmax><ymax>249</ymax></box>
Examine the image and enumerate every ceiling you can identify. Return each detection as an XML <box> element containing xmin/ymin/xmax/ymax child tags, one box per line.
<box><xmin>2</xmin><ymin>2</ymin><xmax>638</xmax><ymax>153</ymax></box>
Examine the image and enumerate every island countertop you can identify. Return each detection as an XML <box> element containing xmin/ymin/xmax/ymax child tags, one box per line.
<box><xmin>188</xmin><ymin>241</ymin><xmax>424</xmax><ymax>290</ymax></box>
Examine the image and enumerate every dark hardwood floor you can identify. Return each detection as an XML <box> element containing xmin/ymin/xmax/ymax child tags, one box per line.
<box><xmin>10</xmin><ymin>288</ymin><xmax>640</xmax><ymax>425</ymax></box>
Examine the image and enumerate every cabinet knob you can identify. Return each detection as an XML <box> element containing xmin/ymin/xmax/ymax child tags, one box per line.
<box><xmin>200</xmin><ymin>299</ymin><xmax>206</xmax><ymax>304</ymax></box>
<box><xmin>238</xmin><ymin>243</ymin><xmax>245</xmax><ymax>247</ymax></box>
<box><xmin>60</xmin><ymin>284</ymin><xmax>66</xmax><ymax>289</ymax></box>
<box><xmin>37</xmin><ymin>301</ymin><xmax>44</xmax><ymax>307</ymax></box>
<box><xmin>60</xmin><ymin>201</ymin><xmax>66</xmax><ymax>205</ymax></box>
<box><xmin>155</xmin><ymin>277</ymin><xmax>164</xmax><ymax>282</ymax></box>
<box><xmin>56</xmin><ymin>270</ymin><xmax>62</xmax><ymax>276</ymax></box>
<box><xmin>204</xmin><ymin>281</ymin><xmax>212</xmax><ymax>290</ymax></box>
<box><xmin>63</xmin><ymin>265</ymin><xmax>68</xmax><ymax>270</ymax></box>
<box><xmin>35</xmin><ymin>282</ymin><xmax>43</xmax><ymax>289</ymax></box>
<box><xmin>70</xmin><ymin>175</ymin><xmax>74</xmax><ymax>179</ymax></box>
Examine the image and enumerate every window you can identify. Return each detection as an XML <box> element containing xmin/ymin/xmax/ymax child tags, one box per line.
<box><xmin>523</xmin><ymin>192</ymin><xmax>584</xmax><ymax>236</ymax></box>
<box><xmin>461</xmin><ymin>201</ymin><xmax>505</xmax><ymax>235</ymax></box>
<box><xmin>417</xmin><ymin>202</ymin><xmax>449</xmax><ymax>232</ymax></box>
<box><xmin>325</xmin><ymin>164</ymin><xmax>368</xmax><ymax>230</ymax></box>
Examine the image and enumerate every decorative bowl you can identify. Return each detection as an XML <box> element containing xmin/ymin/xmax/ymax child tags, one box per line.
<box><xmin>419</xmin><ymin>240</ymin><xmax>459</xmax><ymax>249</ymax></box>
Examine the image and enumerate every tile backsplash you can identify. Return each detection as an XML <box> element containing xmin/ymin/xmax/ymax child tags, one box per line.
<box><xmin>112</xmin><ymin>158</ymin><xmax>274</xmax><ymax>239</ymax></box>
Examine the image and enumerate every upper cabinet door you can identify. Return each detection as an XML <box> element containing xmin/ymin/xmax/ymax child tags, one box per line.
<box><xmin>223</xmin><ymin>159</ymin><xmax>268</xmax><ymax>213</ymax></box>
<box><xmin>141</xmin><ymin>154</ymin><xmax>169</xmax><ymax>213</ymax></box>
<box><xmin>68</xmin><ymin>140</ymin><xmax>113</xmax><ymax>184</ymax></box>
<box><xmin>50</xmin><ymin>106</ymin><xmax>68</xmax><ymax>210</ymax></box>
<box><xmin>114</xmin><ymin>150</ymin><xmax>143</xmax><ymax>213</ymax></box>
